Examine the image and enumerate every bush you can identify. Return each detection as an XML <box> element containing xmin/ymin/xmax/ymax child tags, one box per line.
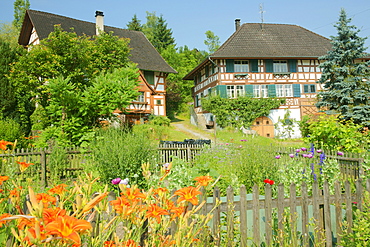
<box><xmin>91</xmin><ymin>127</ymin><xmax>157</xmax><ymax>188</ymax></box>
<box><xmin>0</xmin><ymin>118</ymin><xmax>25</xmax><ymax>147</ymax></box>
<box><xmin>148</xmin><ymin>115</ymin><xmax>171</xmax><ymax>126</ymax></box>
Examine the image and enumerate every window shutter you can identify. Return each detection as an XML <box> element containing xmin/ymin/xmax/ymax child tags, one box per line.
<box><xmin>293</xmin><ymin>84</ymin><xmax>301</xmax><ymax>97</ymax></box>
<box><xmin>195</xmin><ymin>95</ymin><xmax>199</xmax><ymax>107</ymax></box>
<box><xmin>211</xmin><ymin>64</ymin><xmax>215</xmax><ymax>74</ymax></box>
<box><xmin>288</xmin><ymin>59</ymin><xmax>297</xmax><ymax>72</ymax></box>
<box><xmin>205</xmin><ymin>66</ymin><xmax>209</xmax><ymax>77</ymax></box>
<box><xmin>304</xmin><ymin>85</ymin><xmax>309</xmax><ymax>93</ymax></box>
<box><xmin>226</xmin><ymin>59</ymin><xmax>234</xmax><ymax>72</ymax></box>
<box><xmin>267</xmin><ymin>84</ymin><xmax>276</xmax><ymax>97</ymax></box>
<box><xmin>245</xmin><ymin>85</ymin><xmax>254</xmax><ymax>97</ymax></box>
<box><xmin>144</xmin><ymin>71</ymin><xmax>155</xmax><ymax>85</ymax></box>
<box><xmin>265</xmin><ymin>60</ymin><xmax>273</xmax><ymax>73</ymax></box>
<box><xmin>216</xmin><ymin>85</ymin><xmax>227</xmax><ymax>98</ymax></box>
<box><xmin>250</xmin><ymin>59</ymin><xmax>259</xmax><ymax>72</ymax></box>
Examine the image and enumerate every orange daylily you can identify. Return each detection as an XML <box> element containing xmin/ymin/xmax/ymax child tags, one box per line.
<box><xmin>9</xmin><ymin>187</ymin><xmax>21</xmax><ymax>199</ymax></box>
<box><xmin>170</xmin><ymin>205</ymin><xmax>186</xmax><ymax>219</ymax></box>
<box><xmin>110</xmin><ymin>196</ymin><xmax>134</xmax><ymax>216</ymax></box>
<box><xmin>145</xmin><ymin>203</ymin><xmax>169</xmax><ymax>223</ymax></box>
<box><xmin>123</xmin><ymin>239</ymin><xmax>141</xmax><ymax>246</ymax></box>
<box><xmin>45</xmin><ymin>215</ymin><xmax>92</xmax><ymax>246</ymax></box>
<box><xmin>121</xmin><ymin>187</ymin><xmax>146</xmax><ymax>203</ymax></box>
<box><xmin>43</xmin><ymin>208</ymin><xmax>67</xmax><ymax>224</ymax></box>
<box><xmin>194</xmin><ymin>176</ymin><xmax>213</xmax><ymax>187</ymax></box>
<box><xmin>153</xmin><ymin>187</ymin><xmax>169</xmax><ymax>196</ymax></box>
<box><xmin>174</xmin><ymin>186</ymin><xmax>202</xmax><ymax>205</ymax></box>
<box><xmin>81</xmin><ymin>192</ymin><xmax>108</xmax><ymax>214</ymax></box>
<box><xmin>0</xmin><ymin>213</ymin><xmax>11</xmax><ymax>227</ymax></box>
<box><xmin>48</xmin><ymin>184</ymin><xmax>68</xmax><ymax>195</ymax></box>
<box><xmin>36</xmin><ymin>193</ymin><xmax>56</xmax><ymax>207</ymax></box>
<box><xmin>0</xmin><ymin>140</ymin><xmax>12</xmax><ymax>150</ymax></box>
<box><xmin>104</xmin><ymin>241</ymin><xmax>116</xmax><ymax>247</ymax></box>
<box><xmin>0</xmin><ymin>176</ymin><xmax>9</xmax><ymax>185</ymax></box>
<box><xmin>17</xmin><ymin>161</ymin><xmax>34</xmax><ymax>171</ymax></box>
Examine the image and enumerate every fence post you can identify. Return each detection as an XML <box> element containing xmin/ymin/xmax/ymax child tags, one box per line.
<box><xmin>226</xmin><ymin>186</ymin><xmax>234</xmax><ymax>247</ymax></box>
<box><xmin>40</xmin><ymin>148</ymin><xmax>47</xmax><ymax>188</ymax></box>
<box><xmin>213</xmin><ymin>186</ymin><xmax>221</xmax><ymax>246</ymax></box>
<box><xmin>240</xmin><ymin>185</ymin><xmax>248</xmax><ymax>247</ymax></box>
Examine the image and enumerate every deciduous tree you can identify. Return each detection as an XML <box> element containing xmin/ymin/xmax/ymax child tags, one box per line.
<box><xmin>204</xmin><ymin>30</ymin><xmax>220</xmax><ymax>54</ymax></box>
<box><xmin>13</xmin><ymin>0</ymin><xmax>30</xmax><ymax>30</ymax></box>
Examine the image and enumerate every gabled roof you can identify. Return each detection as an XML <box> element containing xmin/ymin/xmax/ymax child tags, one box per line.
<box><xmin>19</xmin><ymin>10</ymin><xmax>176</xmax><ymax>74</ymax></box>
<box><xmin>183</xmin><ymin>23</ymin><xmax>332</xmax><ymax>80</ymax></box>
<box><xmin>212</xmin><ymin>23</ymin><xmax>332</xmax><ymax>58</ymax></box>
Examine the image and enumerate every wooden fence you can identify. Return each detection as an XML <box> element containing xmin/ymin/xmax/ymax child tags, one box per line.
<box><xmin>195</xmin><ymin>179</ymin><xmax>370</xmax><ymax>247</ymax></box>
<box><xmin>157</xmin><ymin>143</ymin><xmax>205</xmax><ymax>163</ymax></box>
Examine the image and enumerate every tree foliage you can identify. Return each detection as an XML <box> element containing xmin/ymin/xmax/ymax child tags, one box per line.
<box><xmin>204</xmin><ymin>30</ymin><xmax>220</xmax><ymax>54</ymax></box>
<box><xmin>201</xmin><ymin>95</ymin><xmax>284</xmax><ymax>128</ymax></box>
<box><xmin>126</xmin><ymin>14</ymin><xmax>142</xmax><ymax>31</ymax></box>
<box><xmin>8</xmin><ymin>26</ymin><xmax>139</xmax><ymax>145</ymax></box>
<box><xmin>316</xmin><ymin>9</ymin><xmax>370</xmax><ymax>127</ymax></box>
<box><xmin>13</xmin><ymin>0</ymin><xmax>30</xmax><ymax>30</ymax></box>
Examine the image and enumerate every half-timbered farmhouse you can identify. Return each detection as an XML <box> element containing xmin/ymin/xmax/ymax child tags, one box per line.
<box><xmin>184</xmin><ymin>20</ymin><xmax>333</xmax><ymax>138</ymax></box>
<box><xmin>18</xmin><ymin>10</ymin><xmax>176</xmax><ymax>124</ymax></box>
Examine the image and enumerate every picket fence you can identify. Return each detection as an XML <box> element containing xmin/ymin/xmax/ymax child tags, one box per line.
<box><xmin>199</xmin><ymin>179</ymin><xmax>369</xmax><ymax>247</ymax></box>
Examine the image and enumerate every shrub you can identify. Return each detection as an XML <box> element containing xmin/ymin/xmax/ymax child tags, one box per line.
<box><xmin>0</xmin><ymin>118</ymin><xmax>24</xmax><ymax>145</ymax></box>
<box><xmin>148</xmin><ymin>115</ymin><xmax>171</xmax><ymax>126</ymax></box>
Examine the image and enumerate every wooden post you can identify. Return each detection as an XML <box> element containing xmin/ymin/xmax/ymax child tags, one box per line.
<box><xmin>301</xmin><ymin>182</ymin><xmax>309</xmax><ymax>247</ymax></box>
<box><xmin>252</xmin><ymin>184</ymin><xmax>260</xmax><ymax>246</ymax></box>
<box><xmin>264</xmin><ymin>184</ymin><xmax>272</xmax><ymax>247</ymax></box>
<box><xmin>334</xmin><ymin>181</ymin><xmax>342</xmax><ymax>244</ymax></box>
<box><xmin>240</xmin><ymin>185</ymin><xmax>248</xmax><ymax>247</ymax></box>
<box><xmin>213</xmin><ymin>187</ymin><xmax>221</xmax><ymax>246</ymax></box>
<box><xmin>290</xmin><ymin>183</ymin><xmax>298</xmax><ymax>247</ymax></box>
<box><xmin>323</xmin><ymin>181</ymin><xmax>332</xmax><ymax>247</ymax></box>
<box><xmin>226</xmin><ymin>186</ymin><xmax>234</xmax><ymax>247</ymax></box>
<box><xmin>40</xmin><ymin>148</ymin><xmax>47</xmax><ymax>188</ymax></box>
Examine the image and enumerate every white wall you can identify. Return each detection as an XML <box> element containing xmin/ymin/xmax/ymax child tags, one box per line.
<box><xmin>268</xmin><ymin>108</ymin><xmax>302</xmax><ymax>138</ymax></box>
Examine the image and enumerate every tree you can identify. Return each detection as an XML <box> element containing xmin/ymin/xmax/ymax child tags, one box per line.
<box><xmin>204</xmin><ymin>30</ymin><xmax>220</xmax><ymax>54</ymax></box>
<box><xmin>316</xmin><ymin>9</ymin><xmax>370</xmax><ymax>127</ymax></box>
<box><xmin>8</xmin><ymin>26</ymin><xmax>139</xmax><ymax>144</ymax></box>
<box><xmin>126</xmin><ymin>14</ymin><xmax>142</xmax><ymax>31</ymax></box>
<box><xmin>0</xmin><ymin>23</ymin><xmax>19</xmax><ymax>46</ymax></box>
<box><xmin>13</xmin><ymin>0</ymin><xmax>30</xmax><ymax>30</ymax></box>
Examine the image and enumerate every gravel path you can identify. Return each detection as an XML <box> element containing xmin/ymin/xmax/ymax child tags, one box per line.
<box><xmin>171</xmin><ymin>123</ymin><xmax>214</xmax><ymax>140</ymax></box>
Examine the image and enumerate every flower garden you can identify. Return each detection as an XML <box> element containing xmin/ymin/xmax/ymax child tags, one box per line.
<box><xmin>0</xmin><ymin>123</ymin><xmax>370</xmax><ymax>246</ymax></box>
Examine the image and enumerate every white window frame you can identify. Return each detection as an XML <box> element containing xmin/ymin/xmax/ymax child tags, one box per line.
<box><xmin>273</xmin><ymin>60</ymin><xmax>288</xmax><ymax>73</ymax></box>
<box><xmin>276</xmin><ymin>84</ymin><xmax>293</xmax><ymax>97</ymax></box>
<box><xmin>253</xmin><ymin>85</ymin><xmax>268</xmax><ymax>98</ymax></box>
<box><xmin>303</xmin><ymin>84</ymin><xmax>316</xmax><ymax>93</ymax></box>
<box><xmin>227</xmin><ymin>85</ymin><xmax>245</xmax><ymax>98</ymax></box>
<box><xmin>137</xmin><ymin>92</ymin><xmax>145</xmax><ymax>102</ymax></box>
<box><xmin>234</xmin><ymin>60</ymin><xmax>249</xmax><ymax>73</ymax></box>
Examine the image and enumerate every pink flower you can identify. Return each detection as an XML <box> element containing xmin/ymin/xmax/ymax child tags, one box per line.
<box><xmin>337</xmin><ymin>151</ymin><xmax>344</xmax><ymax>156</ymax></box>
<box><xmin>111</xmin><ymin>178</ymin><xmax>121</xmax><ymax>185</ymax></box>
<box><xmin>275</xmin><ymin>155</ymin><xmax>281</xmax><ymax>159</ymax></box>
<box><xmin>301</xmin><ymin>147</ymin><xmax>307</xmax><ymax>151</ymax></box>
<box><xmin>289</xmin><ymin>154</ymin><xmax>295</xmax><ymax>158</ymax></box>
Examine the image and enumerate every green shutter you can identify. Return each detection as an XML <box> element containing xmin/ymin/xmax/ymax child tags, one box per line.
<box><xmin>245</xmin><ymin>85</ymin><xmax>254</xmax><ymax>97</ymax></box>
<box><xmin>216</xmin><ymin>85</ymin><xmax>227</xmax><ymax>98</ymax></box>
<box><xmin>293</xmin><ymin>84</ymin><xmax>301</xmax><ymax>97</ymax></box>
<box><xmin>195</xmin><ymin>95</ymin><xmax>199</xmax><ymax>107</ymax></box>
<box><xmin>226</xmin><ymin>59</ymin><xmax>234</xmax><ymax>72</ymax></box>
<box><xmin>304</xmin><ymin>85</ymin><xmax>309</xmax><ymax>93</ymax></box>
<box><xmin>250</xmin><ymin>59</ymin><xmax>259</xmax><ymax>72</ymax></box>
<box><xmin>268</xmin><ymin>85</ymin><xmax>276</xmax><ymax>97</ymax></box>
<box><xmin>288</xmin><ymin>59</ymin><xmax>297</xmax><ymax>72</ymax></box>
<box><xmin>265</xmin><ymin>60</ymin><xmax>273</xmax><ymax>72</ymax></box>
<box><xmin>211</xmin><ymin>64</ymin><xmax>215</xmax><ymax>74</ymax></box>
<box><xmin>205</xmin><ymin>66</ymin><xmax>209</xmax><ymax>77</ymax></box>
<box><xmin>144</xmin><ymin>71</ymin><xmax>154</xmax><ymax>85</ymax></box>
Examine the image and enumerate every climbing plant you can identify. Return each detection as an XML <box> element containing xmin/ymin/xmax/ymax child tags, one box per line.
<box><xmin>201</xmin><ymin>95</ymin><xmax>284</xmax><ymax>128</ymax></box>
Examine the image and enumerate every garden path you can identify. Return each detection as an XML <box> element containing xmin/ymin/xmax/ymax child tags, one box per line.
<box><xmin>171</xmin><ymin>123</ymin><xmax>214</xmax><ymax>141</ymax></box>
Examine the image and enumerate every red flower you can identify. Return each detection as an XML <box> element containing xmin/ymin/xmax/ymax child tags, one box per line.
<box><xmin>263</xmin><ymin>179</ymin><xmax>275</xmax><ymax>185</ymax></box>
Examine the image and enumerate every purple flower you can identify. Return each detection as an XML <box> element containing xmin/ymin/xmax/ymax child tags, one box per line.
<box><xmin>111</xmin><ymin>177</ymin><xmax>121</xmax><ymax>185</ymax></box>
<box><xmin>316</xmin><ymin>149</ymin><xmax>322</xmax><ymax>153</ymax></box>
<box><xmin>313</xmin><ymin>173</ymin><xmax>317</xmax><ymax>181</ymax></box>
<box><xmin>275</xmin><ymin>155</ymin><xmax>281</xmax><ymax>159</ymax></box>
<box><xmin>337</xmin><ymin>151</ymin><xmax>344</xmax><ymax>156</ymax></box>
<box><xmin>307</xmin><ymin>153</ymin><xmax>313</xmax><ymax>158</ymax></box>
<box><xmin>289</xmin><ymin>153</ymin><xmax>295</xmax><ymax>158</ymax></box>
<box><xmin>302</xmin><ymin>154</ymin><xmax>308</xmax><ymax>158</ymax></box>
<box><xmin>295</xmin><ymin>149</ymin><xmax>301</xmax><ymax>153</ymax></box>
<box><xmin>301</xmin><ymin>147</ymin><xmax>307</xmax><ymax>151</ymax></box>
<box><xmin>240</xmin><ymin>139</ymin><xmax>247</xmax><ymax>142</ymax></box>
<box><xmin>163</xmin><ymin>163</ymin><xmax>170</xmax><ymax>169</ymax></box>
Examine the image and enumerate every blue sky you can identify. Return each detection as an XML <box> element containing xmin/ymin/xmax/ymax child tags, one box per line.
<box><xmin>1</xmin><ymin>0</ymin><xmax>370</xmax><ymax>52</ymax></box>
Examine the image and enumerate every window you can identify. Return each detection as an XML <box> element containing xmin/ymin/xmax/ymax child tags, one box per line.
<box><xmin>273</xmin><ymin>60</ymin><xmax>288</xmax><ymax>73</ymax></box>
<box><xmin>156</xmin><ymin>100</ymin><xmax>162</xmax><ymax>105</ymax></box>
<box><xmin>144</xmin><ymin>71</ymin><xmax>155</xmax><ymax>85</ymax></box>
<box><xmin>234</xmin><ymin>60</ymin><xmax>249</xmax><ymax>72</ymax></box>
<box><xmin>276</xmin><ymin>84</ymin><xmax>293</xmax><ymax>97</ymax></box>
<box><xmin>304</xmin><ymin>84</ymin><xmax>316</xmax><ymax>93</ymax></box>
<box><xmin>227</xmin><ymin>85</ymin><xmax>244</xmax><ymax>98</ymax></box>
<box><xmin>137</xmin><ymin>92</ymin><xmax>145</xmax><ymax>102</ymax></box>
<box><xmin>253</xmin><ymin>85</ymin><xmax>268</xmax><ymax>98</ymax></box>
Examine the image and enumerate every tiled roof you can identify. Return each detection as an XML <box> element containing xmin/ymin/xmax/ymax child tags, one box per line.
<box><xmin>211</xmin><ymin>23</ymin><xmax>332</xmax><ymax>58</ymax></box>
<box><xmin>19</xmin><ymin>10</ymin><xmax>176</xmax><ymax>74</ymax></box>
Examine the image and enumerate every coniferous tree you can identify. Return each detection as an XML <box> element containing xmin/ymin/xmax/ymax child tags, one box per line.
<box><xmin>316</xmin><ymin>9</ymin><xmax>370</xmax><ymax>127</ymax></box>
<box><xmin>13</xmin><ymin>0</ymin><xmax>30</xmax><ymax>30</ymax></box>
<box><xmin>152</xmin><ymin>15</ymin><xmax>175</xmax><ymax>52</ymax></box>
<box><xmin>126</xmin><ymin>14</ymin><xmax>142</xmax><ymax>31</ymax></box>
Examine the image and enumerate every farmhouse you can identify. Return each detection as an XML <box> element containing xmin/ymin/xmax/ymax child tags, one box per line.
<box><xmin>18</xmin><ymin>10</ymin><xmax>177</xmax><ymax>124</ymax></box>
<box><xmin>184</xmin><ymin>19</ymin><xmax>335</xmax><ymax>138</ymax></box>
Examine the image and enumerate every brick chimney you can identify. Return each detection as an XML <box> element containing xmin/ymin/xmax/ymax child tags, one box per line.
<box><xmin>235</xmin><ymin>19</ymin><xmax>241</xmax><ymax>31</ymax></box>
<box><xmin>95</xmin><ymin>11</ymin><xmax>104</xmax><ymax>35</ymax></box>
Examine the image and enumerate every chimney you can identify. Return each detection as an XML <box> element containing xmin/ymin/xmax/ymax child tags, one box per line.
<box><xmin>95</xmin><ymin>11</ymin><xmax>104</xmax><ymax>35</ymax></box>
<box><xmin>235</xmin><ymin>19</ymin><xmax>241</xmax><ymax>31</ymax></box>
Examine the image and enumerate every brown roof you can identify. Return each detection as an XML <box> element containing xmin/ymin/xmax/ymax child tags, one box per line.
<box><xmin>212</xmin><ymin>23</ymin><xmax>332</xmax><ymax>58</ymax></box>
<box><xmin>19</xmin><ymin>10</ymin><xmax>176</xmax><ymax>74</ymax></box>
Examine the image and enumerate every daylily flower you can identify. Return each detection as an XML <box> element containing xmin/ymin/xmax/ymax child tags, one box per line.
<box><xmin>0</xmin><ymin>140</ymin><xmax>12</xmax><ymax>150</ymax></box>
<box><xmin>174</xmin><ymin>186</ymin><xmax>202</xmax><ymax>205</ymax></box>
<box><xmin>48</xmin><ymin>184</ymin><xmax>68</xmax><ymax>195</ymax></box>
<box><xmin>0</xmin><ymin>213</ymin><xmax>11</xmax><ymax>227</ymax></box>
<box><xmin>35</xmin><ymin>193</ymin><xmax>57</xmax><ymax>207</ymax></box>
<box><xmin>194</xmin><ymin>176</ymin><xmax>213</xmax><ymax>187</ymax></box>
<box><xmin>17</xmin><ymin>161</ymin><xmax>34</xmax><ymax>172</ymax></box>
<box><xmin>43</xmin><ymin>208</ymin><xmax>67</xmax><ymax>224</ymax></box>
<box><xmin>145</xmin><ymin>203</ymin><xmax>169</xmax><ymax>223</ymax></box>
<box><xmin>0</xmin><ymin>176</ymin><xmax>9</xmax><ymax>185</ymax></box>
<box><xmin>45</xmin><ymin>215</ymin><xmax>92</xmax><ymax>246</ymax></box>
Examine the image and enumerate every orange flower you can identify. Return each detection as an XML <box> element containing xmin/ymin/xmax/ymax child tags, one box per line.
<box><xmin>0</xmin><ymin>140</ymin><xmax>12</xmax><ymax>150</ymax></box>
<box><xmin>153</xmin><ymin>187</ymin><xmax>169</xmax><ymax>196</ymax></box>
<box><xmin>123</xmin><ymin>239</ymin><xmax>141</xmax><ymax>247</ymax></box>
<box><xmin>110</xmin><ymin>196</ymin><xmax>132</xmax><ymax>215</ymax></box>
<box><xmin>194</xmin><ymin>176</ymin><xmax>213</xmax><ymax>187</ymax></box>
<box><xmin>43</xmin><ymin>208</ymin><xmax>67</xmax><ymax>224</ymax></box>
<box><xmin>174</xmin><ymin>186</ymin><xmax>202</xmax><ymax>205</ymax></box>
<box><xmin>48</xmin><ymin>184</ymin><xmax>68</xmax><ymax>195</ymax></box>
<box><xmin>81</xmin><ymin>192</ymin><xmax>108</xmax><ymax>214</ymax></box>
<box><xmin>145</xmin><ymin>203</ymin><xmax>169</xmax><ymax>223</ymax></box>
<box><xmin>0</xmin><ymin>176</ymin><xmax>9</xmax><ymax>185</ymax></box>
<box><xmin>36</xmin><ymin>193</ymin><xmax>56</xmax><ymax>207</ymax></box>
<box><xmin>170</xmin><ymin>206</ymin><xmax>186</xmax><ymax>219</ymax></box>
<box><xmin>9</xmin><ymin>188</ymin><xmax>20</xmax><ymax>199</ymax></box>
<box><xmin>45</xmin><ymin>215</ymin><xmax>92</xmax><ymax>246</ymax></box>
<box><xmin>104</xmin><ymin>241</ymin><xmax>116</xmax><ymax>247</ymax></box>
<box><xmin>0</xmin><ymin>213</ymin><xmax>11</xmax><ymax>227</ymax></box>
<box><xmin>17</xmin><ymin>161</ymin><xmax>34</xmax><ymax>171</ymax></box>
<box><xmin>121</xmin><ymin>187</ymin><xmax>146</xmax><ymax>202</ymax></box>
